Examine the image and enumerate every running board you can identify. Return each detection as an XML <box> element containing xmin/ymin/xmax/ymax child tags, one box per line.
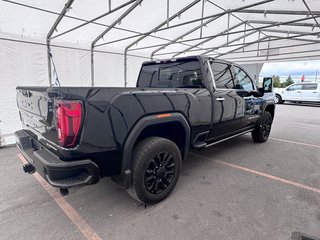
<box><xmin>204</xmin><ymin>129</ymin><xmax>254</xmax><ymax>149</ymax></box>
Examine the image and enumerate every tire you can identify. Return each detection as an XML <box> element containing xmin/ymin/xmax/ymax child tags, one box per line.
<box><xmin>275</xmin><ymin>94</ymin><xmax>283</xmax><ymax>104</ymax></box>
<box><xmin>251</xmin><ymin>111</ymin><xmax>273</xmax><ymax>143</ymax></box>
<box><xmin>127</xmin><ymin>137</ymin><xmax>182</xmax><ymax>204</ymax></box>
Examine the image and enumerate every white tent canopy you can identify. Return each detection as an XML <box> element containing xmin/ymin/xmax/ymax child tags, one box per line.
<box><xmin>1</xmin><ymin>0</ymin><xmax>320</xmax><ymax>144</ymax></box>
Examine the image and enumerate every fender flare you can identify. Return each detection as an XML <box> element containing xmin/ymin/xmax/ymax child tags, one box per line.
<box><xmin>112</xmin><ymin>112</ymin><xmax>190</xmax><ymax>189</ymax></box>
<box><xmin>260</xmin><ymin>103</ymin><xmax>275</xmax><ymax>123</ymax></box>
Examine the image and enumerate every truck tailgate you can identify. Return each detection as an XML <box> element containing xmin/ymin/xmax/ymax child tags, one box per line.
<box><xmin>16</xmin><ymin>87</ymin><xmax>55</xmax><ymax>141</ymax></box>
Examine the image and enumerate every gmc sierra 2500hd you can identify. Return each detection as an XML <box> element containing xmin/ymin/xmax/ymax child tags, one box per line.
<box><xmin>15</xmin><ymin>56</ymin><xmax>275</xmax><ymax>204</ymax></box>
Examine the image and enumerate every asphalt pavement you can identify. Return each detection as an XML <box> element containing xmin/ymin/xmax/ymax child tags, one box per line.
<box><xmin>1</xmin><ymin>103</ymin><xmax>320</xmax><ymax>240</ymax></box>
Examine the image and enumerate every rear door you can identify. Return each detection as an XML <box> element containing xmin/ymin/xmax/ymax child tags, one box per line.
<box><xmin>207</xmin><ymin>61</ymin><xmax>245</xmax><ymax>139</ymax></box>
<box><xmin>301</xmin><ymin>83</ymin><xmax>319</xmax><ymax>102</ymax></box>
<box><xmin>283</xmin><ymin>84</ymin><xmax>302</xmax><ymax>101</ymax></box>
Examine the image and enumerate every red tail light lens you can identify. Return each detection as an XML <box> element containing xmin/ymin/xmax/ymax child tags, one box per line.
<box><xmin>55</xmin><ymin>100</ymin><xmax>83</xmax><ymax>148</ymax></box>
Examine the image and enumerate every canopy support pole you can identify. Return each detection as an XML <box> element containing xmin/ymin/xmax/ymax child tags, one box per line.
<box><xmin>166</xmin><ymin>0</ymin><xmax>170</xmax><ymax>27</ymax></box>
<box><xmin>257</xmin><ymin>31</ymin><xmax>261</xmax><ymax>56</ymax></box>
<box><xmin>243</xmin><ymin>23</ymin><xmax>247</xmax><ymax>52</ymax></box>
<box><xmin>199</xmin><ymin>0</ymin><xmax>205</xmax><ymax>38</ymax></box>
<box><xmin>46</xmin><ymin>0</ymin><xmax>74</xmax><ymax>86</ymax></box>
<box><xmin>266</xmin><ymin>37</ymin><xmax>271</xmax><ymax>60</ymax></box>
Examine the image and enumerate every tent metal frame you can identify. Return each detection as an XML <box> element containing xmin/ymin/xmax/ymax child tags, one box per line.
<box><xmin>154</xmin><ymin>31</ymin><xmax>320</xmax><ymax>57</ymax></box>
<box><xmin>4</xmin><ymin>0</ymin><xmax>320</xmax><ymax>86</ymax></box>
<box><xmin>46</xmin><ymin>0</ymin><xmax>75</xmax><ymax>85</ymax></box>
<box><xmin>129</xmin><ymin>15</ymin><xmax>320</xmax><ymax>53</ymax></box>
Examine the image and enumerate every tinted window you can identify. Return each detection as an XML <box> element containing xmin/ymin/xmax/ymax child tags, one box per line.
<box><xmin>233</xmin><ymin>66</ymin><xmax>254</xmax><ymax>91</ymax></box>
<box><xmin>211</xmin><ymin>62</ymin><xmax>234</xmax><ymax>89</ymax></box>
<box><xmin>286</xmin><ymin>84</ymin><xmax>302</xmax><ymax>91</ymax></box>
<box><xmin>302</xmin><ymin>84</ymin><xmax>318</xmax><ymax>90</ymax></box>
<box><xmin>138</xmin><ymin>60</ymin><xmax>203</xmax><ymax>88</ymax></box>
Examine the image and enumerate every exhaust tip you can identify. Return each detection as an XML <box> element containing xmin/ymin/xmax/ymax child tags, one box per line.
<box><xmin>59</xmin><ymin>188</ymin><xmax>69</xmax><ymax>196</ymax></box>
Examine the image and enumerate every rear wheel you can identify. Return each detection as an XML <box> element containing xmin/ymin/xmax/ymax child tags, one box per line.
<box><xmin>128</xmin><ymin>137</ymin><xmax>182</xmax><ymax>204</ymax></box>
<box><xmin>251</xmin><ymin>111</ymin><xmax>273</xmax><ymax>143</ymax></box>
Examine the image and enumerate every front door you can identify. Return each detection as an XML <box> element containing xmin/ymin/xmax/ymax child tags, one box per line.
<box><xmin>232</xmin><ymin>65</ymin><xmax>262</xmax><ymax>129</ymax></box>
<box><xmin>207</xmin><ymin>61</ymin><xmax>245</xmax><ymax>139</ymax></box>
<box><xmin>283</xmin><ymin>84</ymin><xmax>302</xmax><ymax>101</ymax></box>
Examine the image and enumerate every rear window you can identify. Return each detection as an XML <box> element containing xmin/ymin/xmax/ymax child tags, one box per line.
<box><xmin>302</xmin><ymin>84</ymin><xmax>318</xmax><ymax>90</ymax></box>
<box><xmin>137</xmin><ymin>60</ymin><xmax>204</xmax><ymax>88</ymax></box>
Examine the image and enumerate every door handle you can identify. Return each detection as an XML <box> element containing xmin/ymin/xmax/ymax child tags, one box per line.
<box><xmin>313</xmin><ymin>91</ymin><xmax>318</xmax><ymax>93</ymax></box>
<box><xmin>216</xmin><ymin>97</ymin><xmax>225</xmax><ymax>101</ymax></box>
<box><xmin>297</xmin><ymin>91</ymin><xmax>301</xmax><ymax>93</ymax></box>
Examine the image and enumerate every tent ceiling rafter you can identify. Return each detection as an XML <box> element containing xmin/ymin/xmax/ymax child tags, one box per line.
<box><xmin>301</xmin><ymin>0</ymin><xmax>320</xmax><ymax>30</ymax></box>
<box><xmin>154</xmin><ymin>31</ymin><xmax>320</xmax><ymax>57</ymax></box>
<box><xmin>225</xmin><ymin>41</ymin><xmax>320</xmax><ymax>55</ymax></box>
<box><xmin>128</xmin><ymin>15</ymin><xmax>320</xmax><ymax>52</ymax></box>
<box><xmin>237</xmin><ymin>9</ymin><xmax>320</xmax><ymax>15</ymax></box>
<box><xmin>149</xmin><ymin>0</ymin><xmax>275</xmax><ymax>59</ymax></box>
<box><xmin>2</xmin><ymin>0</ymin><xmax>320</xmax><ymax>85</ymax></box>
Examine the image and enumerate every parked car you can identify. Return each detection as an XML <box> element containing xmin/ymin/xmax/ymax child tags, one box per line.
<box><xmin>274</xmin><ymin>82</ymin><xmax>320</xmax><ymax>104</ymax></box>
<box><xmin>15</xmin><ymin>56</ymin><xmax>275</xmax><ymax>204</ymax></box>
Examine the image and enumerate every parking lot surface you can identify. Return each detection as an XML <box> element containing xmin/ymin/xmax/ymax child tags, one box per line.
<box><xmin>1</xmin><ymin>103</ymin><xmax>320</xmax><ymax>240</ymax></box>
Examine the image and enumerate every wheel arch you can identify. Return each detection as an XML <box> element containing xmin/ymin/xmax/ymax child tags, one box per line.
<box><xmin>264</xmin><ymin>104</ymin><xmax>275</xmax><ymax>120</ymax></box>
<box><xmin>112</xmin><ymin>112</ymin><xmax>190</xmax><ymax>189</ymax></box>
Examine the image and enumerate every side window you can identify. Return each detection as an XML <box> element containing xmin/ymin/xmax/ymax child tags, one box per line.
<box><xmin>302</xmin><ymin>84</ymin><xmax>317</xmax><ymax>90</ymax></box>
<box><xmin>233</xmin><ymin>66</ymin><xmax>254</xmax><ymax>91</ymax></box>
<box><xmin>210</xmin><ymin>62</ymin><xmax>234</xmax><ymax>89</ymax></box>
<box><xmin>286</xmin><ymin>84</ymin><xmax>302</xmax><ymax>91</ymax></box>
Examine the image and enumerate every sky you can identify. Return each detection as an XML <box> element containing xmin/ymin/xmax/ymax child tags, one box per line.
<box><xmin>260</xmin><ymin>60</ymin><xmax>320</xmax><ymax>83</ymax></box>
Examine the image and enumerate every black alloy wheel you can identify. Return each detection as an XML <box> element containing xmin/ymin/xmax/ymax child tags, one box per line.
<box><xmin>144</xmin><ymin>151</ymin><xmax>175</xmax><ymax>194</ymax></box>
<box><xmin>128</xmin><ymin>137</ymin><xmax>182</xmax><ymax>204</ymax></box>
<box><xmin>262</xmin><ymin>114</ymin><xmax>272</xmax><ymax>139</ymax></box>
<box><xmin>251</xmin><ymin>111</ymin><xmax>273</xmax><ymax>143</ymax></box>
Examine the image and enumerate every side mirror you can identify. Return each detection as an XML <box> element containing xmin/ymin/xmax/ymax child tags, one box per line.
<box><xmin>250</xmin><ymin>91</ymin><xmax>264</xmax><ymax>97</ymax></box>
<box><xmin>261</xmin><ymin>77</ymin><xmax>273</xmax><ymax>93</ymax></box>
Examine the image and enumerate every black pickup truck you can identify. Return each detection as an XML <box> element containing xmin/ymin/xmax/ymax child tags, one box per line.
<box><xmin>15</xmin><ymin>56</ymin><xmax>274</xmax><ymax>204</ymax></box>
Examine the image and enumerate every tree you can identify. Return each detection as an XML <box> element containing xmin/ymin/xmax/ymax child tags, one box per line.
<box><xmin>272</xmin><ymin>75</ymin><xmax>281</xmax><ymax>88</ymax></box>
<box><xmin>281</xmin><ymin>75</ymin><xmax>294</xmax><ymax>88</ymax></box>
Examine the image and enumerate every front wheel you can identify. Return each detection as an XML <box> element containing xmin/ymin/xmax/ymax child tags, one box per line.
<box><xmin>251</xmin><ymin>111</ymin><xmax>273</xmax><ymax>143</ymax></box>
<box><xmin>128</xmin><ymin>137</ymin><xmax>182</xmax><ymax>204</ymax></box>
<box><xmin>275</xmin><ymin>94</ymin><xmax>283</xmax><ymax>104</ymax></box>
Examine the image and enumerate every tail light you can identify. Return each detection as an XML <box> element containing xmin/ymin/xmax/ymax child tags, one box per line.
<box><xmin>55</xmin><ymin>100</ymin><xmax>83</xmax><ymax>148</ymax></box>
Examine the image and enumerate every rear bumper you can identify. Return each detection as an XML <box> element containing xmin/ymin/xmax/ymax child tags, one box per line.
<box><xmin>15</xmin><ymin>130</ymin><xmax>100</xmax><ymax>188</ymax></box>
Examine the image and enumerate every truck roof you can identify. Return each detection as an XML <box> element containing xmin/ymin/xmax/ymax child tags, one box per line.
<box><xmin>142</xmin><ymin>55</ymin><xmax>231</xmax><ymax>66</ymax></box>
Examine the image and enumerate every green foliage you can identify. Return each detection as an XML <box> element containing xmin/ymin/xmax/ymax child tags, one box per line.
<box><xmin>272</xmin><ymin>75</ymin><xmax>281</xmax><ymax>88</ymax></box>
<box><xmin>281</xmin><ymin>75</ymin><xmax>294</xmax><ymax>88</ymax></box>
